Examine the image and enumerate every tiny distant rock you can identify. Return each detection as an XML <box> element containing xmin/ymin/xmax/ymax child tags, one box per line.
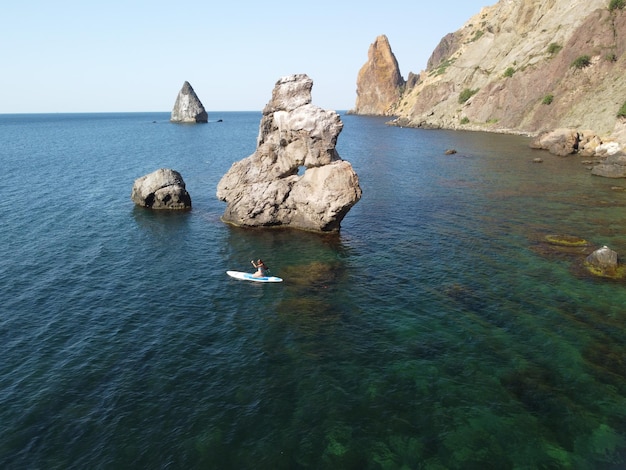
<box><xmin>170</xmin><ymin>81</ymin><xmax>208</xmax><ymax>123</ymax></box>
<box><xmin>445</xmin><ymin>149</ymin><xmax>457</xmax><ymax>155</ymax></box>
<box><xmin>131</xmin><ymin>168</ymin><xmax>192</xmax><ymax>210</ymax></box>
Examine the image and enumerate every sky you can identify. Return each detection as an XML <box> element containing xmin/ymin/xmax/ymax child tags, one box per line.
<box><xmin>1</xmin><ymin>0</ymin><xmax>493</xmax><ymax>113</ymax></box>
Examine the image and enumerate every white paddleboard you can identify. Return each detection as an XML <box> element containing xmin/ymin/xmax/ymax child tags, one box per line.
<box><xmin>226</xmin><ymin>270</ymin><xmax>283</xmax><ymax>283</ymax></box>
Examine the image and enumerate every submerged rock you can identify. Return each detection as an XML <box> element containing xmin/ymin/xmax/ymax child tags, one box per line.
<box><xmin>131</xmin><ymin>168</ymin><xmax>191</xmax><ymax>210</ymax></box>
<box><xmin>545</xmin><ymin>235</ymin><xmax>590</xmax><ymax>247</ymax></box>
<box><xmin>216</xmin><ymin>74</ymin><xmax>362</xmax><ymax>232</ymax></box>
<box><xmin>170</xmin><ymin>81</ymin><xmax>208</xmax><ymax>123</ymax></box>
<box><xmin>591</xmin><ymin>152</ymin><xmax>626</xmax><ymax>178</ymax></box>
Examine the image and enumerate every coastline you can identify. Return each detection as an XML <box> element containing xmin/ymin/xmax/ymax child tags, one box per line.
<box><xmin>386</xmin><ymin>115</ymin><xmax>540</xmax><ymax>138</ymax></box>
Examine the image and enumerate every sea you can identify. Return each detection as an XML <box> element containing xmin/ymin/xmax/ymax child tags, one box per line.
<box><xmin>0</xmin><ymin>111</ymin><xmax>624</xmax><ymax>469</ymax></box>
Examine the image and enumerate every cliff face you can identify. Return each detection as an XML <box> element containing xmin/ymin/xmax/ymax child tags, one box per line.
<box><xmin>351</xmin><ymin>35</ymin><xmax>405</xmax><ymax>115</ymax></box>
<box><xmin>366</xmin><ymin>0</ymin><xmax>626</xmax><ymax>142</ymax></box>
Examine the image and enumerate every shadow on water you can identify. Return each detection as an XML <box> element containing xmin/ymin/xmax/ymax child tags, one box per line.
<box><xmin>222</xmin><ymin>224</ymin><xmax>355</xmax><ymax>329</ymax></box>
<box><xmin>131</xmin><ymin>205</ymin><xmax>193</xmax><ymax>232</ymax></box>
<box><xmin>222</xmin><ymin>224</ymin><xmax>351</xmax><ymax>275</ymax></box>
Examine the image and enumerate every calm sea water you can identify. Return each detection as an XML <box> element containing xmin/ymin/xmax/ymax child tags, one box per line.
<box><xmin>0</xmin><ymin>112</ymin><xmax>624</xmax><ymax>469</ymax></box>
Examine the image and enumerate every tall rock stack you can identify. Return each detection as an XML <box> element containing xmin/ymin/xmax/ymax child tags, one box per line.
<box><xmin>351</xmin><ymin>35</ymin><xmax>405</xmax><ymax>116</ymax></box>
<box><xmin>170</xmin><ymin>81</ymin><xmax>208</xmax><ymax>123</ymax></box>
<box><xmin>217</xmin><ymin>74</ymin><xmax>362</xmax><ymax>232</ymax></box>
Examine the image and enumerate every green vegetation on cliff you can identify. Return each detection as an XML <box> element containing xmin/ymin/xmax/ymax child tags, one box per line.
<box><xmin>572</xmin><ymin>55</ymin><xmax>591</xmax><ymax>69</ymax></box>
<box><xmin>458</xmin><ymin>88</ymin><xmax>479</xmax><ymax>104</ymax></box>
<box><xmin>547</xmin><ymin>42</ymin><xmax>562</xmax><ymax>55</ymax></box>
<box><xmin>503</xmin><ymin>67</ymin><xmax>516</xmax><ymax>78</ymax></box>
<box><xmin>429</xmin><ymin>57</ymin><xmax>456</xmax><ymax>77</ymax></box>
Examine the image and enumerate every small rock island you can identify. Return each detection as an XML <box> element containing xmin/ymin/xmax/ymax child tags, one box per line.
<box><xmin>170</xmin><ymin>81</ymin><xmax>208</xmax><ymax>123</ymax></box>
<box><xmin>216</xmin><ymin>74</ymin><xmax>362</xmax><ymax>232</ymax></box>
<box><xmin>131</xmin><ymin>168</ymin><xmax>192</xmax><ymax>210</ymax></box>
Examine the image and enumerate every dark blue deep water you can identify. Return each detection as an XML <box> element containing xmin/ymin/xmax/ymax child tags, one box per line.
<box><xmin>0</xmin><ymin>112</ymin><xmax>625</xmax><ymax>469</ymax></box>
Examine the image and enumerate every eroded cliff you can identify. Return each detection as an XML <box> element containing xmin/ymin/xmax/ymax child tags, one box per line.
<box><xmin>357</xmin><ymin>0</ymin><xmax>626</xmax><ymax>143</ymax></box>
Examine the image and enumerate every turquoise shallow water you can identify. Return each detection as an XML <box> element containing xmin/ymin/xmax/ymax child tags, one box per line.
<box><xmin>0</xmin><ymin>112</ymin><xmax>624</xmax><ymax>469</ymax></box>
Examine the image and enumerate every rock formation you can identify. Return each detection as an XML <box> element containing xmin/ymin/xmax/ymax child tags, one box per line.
<box><xmin>529</xmin><ymin>129</ymin><xmax>604</xmax><ymax>157</ymax></box>
<box><xmin>527</xmin><ymin>127</ymin><xmax>626</xmax><ymax>176</ymax></box>
<box><xmin>216</xmin><ymin>74</ymin><xmax>362</xmax><ymax>232</ymax></box>
<box><xmin>170</xmin><ymin>81</ymin><xmax>208</xmax><ymax>123</ymax></box>
<box><xmin>131</xmin><ymin>168</ymin><xmax>191</xmax><ymax>210</ymax></box>
<box><xmin>353</xmin><ymin>0</ymin><xmax>626</xmax><ymax>150</ymax></box>
<box><xmin>350</xmin><ymin>35</ymin><xmax>405</xmax><ymax>116</ymax></box>
<box><xmin>585</xmin><ymin>245</ymin><xmax>621</xmax><ymax>278</ymax></box>
<box><xmin>529</xmin><ymin>129</ymin><xmax>581</xmax><ymax>157</ymax></box>
<box><xmin>591</xmin><ymin>152</ymin><xmax>626</xmax><ymax>178</ymax></box>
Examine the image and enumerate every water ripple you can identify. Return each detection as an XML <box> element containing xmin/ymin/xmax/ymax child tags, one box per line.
<box><xmin>0</xmin><ymin>113</ymin><xmax>624</xmax><ymax>469</ymax></box>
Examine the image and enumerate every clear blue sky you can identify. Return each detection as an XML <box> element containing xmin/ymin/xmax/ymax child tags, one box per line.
<box><xmin>1</xmin><ymin>0</ymin><xmax>493</xmax><ymax>113</ymax></box>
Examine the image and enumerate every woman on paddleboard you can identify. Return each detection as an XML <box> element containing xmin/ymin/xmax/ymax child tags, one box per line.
<box><xmin>251</xmin><ymin>259</ymin><xmax>268</xmax><ymax>278</ymax></box>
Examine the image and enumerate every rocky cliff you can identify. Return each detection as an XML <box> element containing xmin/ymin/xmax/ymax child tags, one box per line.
<box><xmin>355</xmin><ymin>0</ymin><xmax>626</xmax><ymax>144</ymax></box>
<box><xmin>171</xmin><ymin>81</ymin><xmax>208</xmax><ymax>123</ymax></box>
